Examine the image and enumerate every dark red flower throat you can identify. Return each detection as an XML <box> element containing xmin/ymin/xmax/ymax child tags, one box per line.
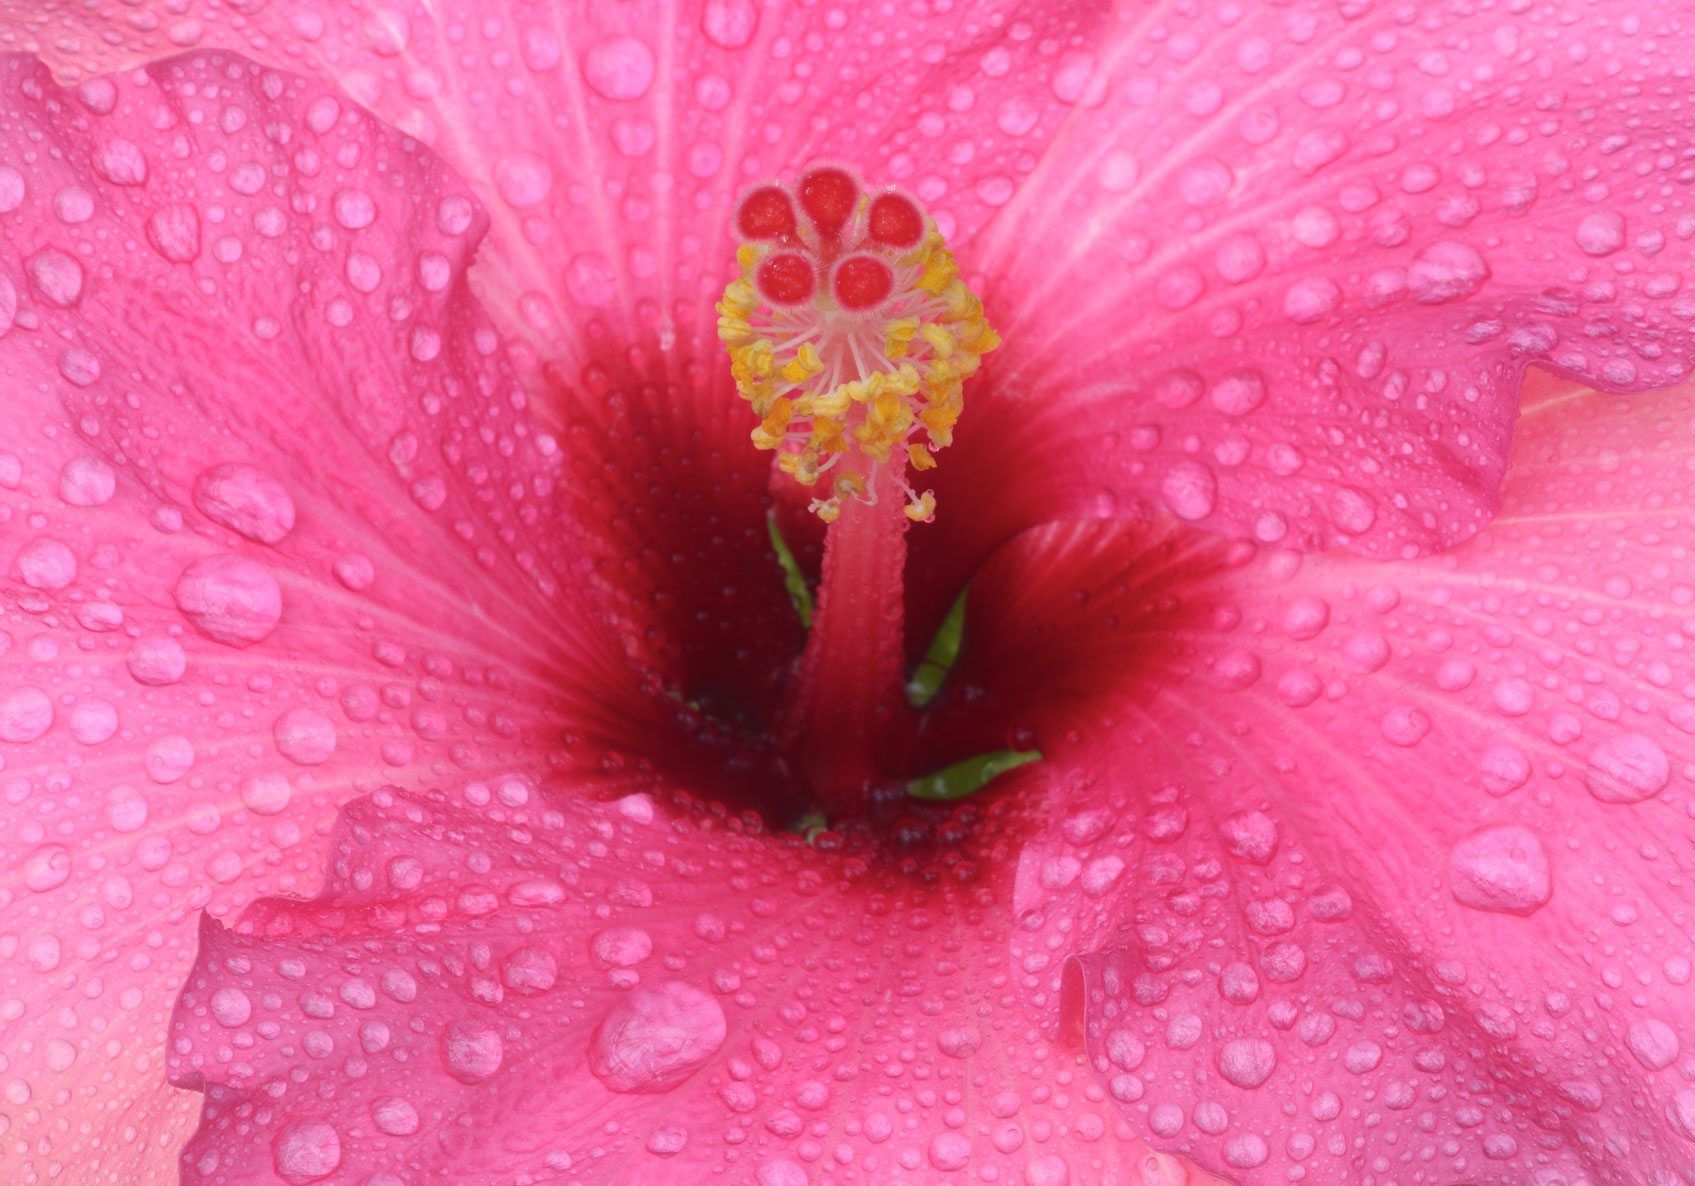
<box><xmin>558</xmin><ymin>167</ymin><xmax>1004</xmax><ymax>827</ymax></box>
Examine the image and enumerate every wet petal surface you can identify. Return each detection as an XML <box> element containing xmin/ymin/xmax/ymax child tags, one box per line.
<box><xmin>957</xmin><ymin>370</ymin><xmax>1695</xmax><ymax>1181</ymax></box>
<box><xmin>0</xmin><ymin>51</ymin><xmax>583</xmax><ymax>1183</ymax></box>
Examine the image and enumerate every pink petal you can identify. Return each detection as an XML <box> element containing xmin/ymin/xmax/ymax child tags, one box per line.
<box><xmin>956</xmin><ymin>0</ymin><xmax>1695</xmax><ymax>562</ymax></box>
<box><xmin>9</xmin><ymin>1</ymin><xmax>1091</xmax><ymax>352</ymax></box>
<box><xmin>955</xmin><ymin>369</ymin><xmax>1695</xmax><ymax>1180</ymax></box>
<box><xmin>171</xmin><ymin>781</ymin><xmax>1232</xmax><ymax>1186</ymax></box>
<box><xmin>0</xmin><ymin>53</ymin><xmax>583</xmax><ymax>1180</ymax></box>
<box><xmin>6</xmin><ymin>0</ymin><xmax>1115</xmax><ymax>712</ymax></box>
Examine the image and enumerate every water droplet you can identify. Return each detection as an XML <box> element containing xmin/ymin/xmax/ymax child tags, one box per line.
<box><xmin>589</xmin><ymin>980</ymin><xmax>726</xmax><ymax>1093</ymax></box>
<box><xmin>1448</xmin><ymin>825</ymin><xmax>1551</xmax><ymax>914</ymax></box>
<box><xmin>581</xmin><ymin>36</ymin><xmax>656</xmax><ymax>101</ymax></box>
<box><xmin>494</xmin><ymin>153</ymin><xmax>553</xmax><ymax>208</ymax></box>
<box><xmin>273</xmin><ymin>707</ymin><xmax>337</xmax><ymax>766</ymax></box>
<box><xmin>127</xmin><ymin>636</ymin><xmax>187</xmax><ymax>686</ymax></box>
<box><xmin>1284</xmin><ymin>276</ymin><xmax>1342</xmax><ymax>323</ymax></box>
<box><xmin>1217</xmin><ymin>1037</ymin><xmax>1277</xmax><ymax>1088</ymax></box>
<box><xmin>1161</xmin><ymin>460</ymin><xmax>1217</xmax><ymax>521</ymax></box>
<box><xmin>0</xmin><ymin>687</ymin><xmax>53</xmax><ymax>743</ymax></box>
<box><xmin>16</xmin><ymin>537</ymin><xmax>77</xmax><ymax>590</ymax></box>
<box><xmin>1585</xmin><ymin>734</ymin><xmax>1669</xmax><ymax>803</ymax></box>
<box><xmin>1627</xmin><ymin>1018</ymin><xmax>1679</xmax><ymax>1070</ymax></box>
<box><xmin>58</xmin><ymin>456</ymin><xmax>116</xmax><ymax>506</ymax></box>
<box><xmin>192</xmin><ymin>463</ymin><xmax>296</xmax><ymax>544</ymax></box>
<box><xmin>702</xmin><ymin>0</ymin><xmax>760</xmax><ymax>48</ymax></box>
<box><xmin>1407</xmin><ymin>240</ymin><xmax>1489</xmax><ymax>304</ymax></box>
<box><xmin>21</xmin><ymin>844</ymin><xmax>70</xmax><ymax>892</ymax></box>
<box><xmin>441</xmin><ymin>1018</ymin><xmax>504</xmax><ymax>1084</ymax></box>
<box><xmin>272</xmin><ymin>1119</ymin><xmax>341</xmax><ymax>1183</ymax></box>
<box><xmin>1576</xmin><ymin>210</ymin><xmax>1626</xmax><ymax>257</ymax></box>
<box><xmin>174</xmin><ymin>554</ymin><xmax>282</xmax><ymax>646</ymax></box>
<box><xmin>148</xmin><ymin>204</ymin><xmax>202</xmax><ymax>262</ymax></box>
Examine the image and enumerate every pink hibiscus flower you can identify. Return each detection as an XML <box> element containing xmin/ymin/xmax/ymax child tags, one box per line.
<box><xmin>5</xmin><ymin>2</ymin><xmax>1695</xmax><ymax>1183</ymax></box>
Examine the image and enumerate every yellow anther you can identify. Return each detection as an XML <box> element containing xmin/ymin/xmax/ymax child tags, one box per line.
<box><xmin>908</xmin><ymin>443</ymin><xmax>937</xmax><ymax>471</ymax></box>
<box><xmin>904</xmin><ymin>491</ymin><xmax>936</xmax><ymax>522</ymax></box>
<box><xmin>781</xmin><ymin>342</ymin><xmax>823</xmax><ymax>383</ymax></box>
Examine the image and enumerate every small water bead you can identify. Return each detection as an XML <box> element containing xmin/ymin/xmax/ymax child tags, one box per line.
<box><xmin>1627</xmin><ymin>1019</ymin><xmax>1680</xmax><ymax>1070</ymax></box>
<box><xmin>1576</xmin><ymin>210</ymin><xmax>1626</xmax><ymax>257</ymax></box>
<box><xmin>145</xmin><ymin>734</ymin><xmax>195</xmax><ymax>783</ymax></box>
<box><xmin>1160</xmin><ymin>461</ymin><xmax>1218</xmax><ymax>521</ymax></box>
<box><xmin>25</xmin><ymin>248</ymin><xmax>83</xmax><ymax>306</ymax></box>
<box><xmin>370</xmin><ymin>1096</ymin><xmax>420</xmax><ymax>1136</ymax></box>
<box><xmin>500</xmin><ymin>946</ymin><xmax>558</xmax><ymax>993</ymax></box>
<box><xmin>493</xmin><ymin>153</ymin><xmax>553</xmax><ymax>208</ymax></box>
<box><xmin>589</xmin><ymin>980</ymin><xmax>726</xmax><ymax>1093</ymax></box>
<box><xmin>127</xmin><ymin>636</ymin><xmax>186</xmax><ymax>685</ymax></box>
<box><xmin>1284</xmin><ymin>276</ymin><xmax>1341</xmax><ymax>323</ymax></box>
<box><xmin>1407</xmin><ymin>240</ymin><xmax>1489</xmax><ymax>303</ymax></box>
<box><xmin>193</xmin><ymin>463</ymin><xmax>296</xmax><ymax>544</ymax></box>
<box><xmin>210</xmin><ymin>987</ymin><xmax>253</xmax><ymax>1028</ymax></box>
<box><xmin>1216</xmin><ymin>1038</ymin><xmax>1277</xmax><ymax>1088</ymax></box>
<box><xmin>22</xmin><ymin>844</ymin><xmax>71</xmax><ymax>892</ymax></box>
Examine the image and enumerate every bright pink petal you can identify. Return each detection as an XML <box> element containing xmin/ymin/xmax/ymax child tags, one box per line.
<box><xmin>6</xmin><ymin>0</ymin><xmax>1096</xmax><ymax>355</ymax></box>
<box><xmin>951</xmin><ymin>369</ymin><xmax>1695</xmax><ymax>1181</ymax></box>
<box><xmin>948</xmin><ymin>0</ymin><xmax>1695</xmax><ymax>568</ymax></box>
<box><xmin>4</xmin><ymin>0</ymin><xmax>1115</xmax><ymax>714</ymax></box>
<box><xmin>0</xmin><ymin>52</ymin><xmax>589</xmax><ymax>1181</ymax></box>
<box><xmin>170</xmin><ymin>780</ymin><xmax>1232</xmax><ymax>1186</ymax></box>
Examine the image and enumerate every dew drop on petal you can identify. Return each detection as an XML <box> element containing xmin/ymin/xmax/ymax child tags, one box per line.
<box><xmin>581</xmin><ymin>36</ymin><xmax>656</xmax><ymax>101</ymax></box>
<box><xmin>0</xmin><ymin>687</ymin><xmax>53</xmax><ymax>743</ymax></box>
<box><xmin>589</xmin><ymin>980</ymin><xmax>726</xmax><ymax>1093</ymax></box>
<box><xmin>1448</xmin><ymin>825</ymin><xmax>1551</xmax><ymax>915</ymax></box>
<box><xmin>58</xmin><ymin>456</ymin><xmax>116</xmax><ymax>506</ymax></box>
<box><xmin>127</xmin><ymin>636</ymin><xmax>187</xmax><ymax>686</ymax></box>
<box><xmin>1584</xmin><ymin>733</ymin><xmax>1669</xmax><ymax>804</ymax></box>
<box><xmin>192</xmin><ymin>463</ymin><xmax>296</xmax><ymax>544</ymax></box>
<box><xmin>1160</xmin><ymin>461</ymin><xmax>1217</xmax><ymax>521</ymax></box>
<box><xmin>441</xmin><ymin>1018</ymin><xmax>504</xmax><ymax>1084</ymax></box>
<box><xmin>271</xmin><ymin>1119</ymin><xmax>341</xmax><ymax>1183</ymax></box>
<box><xmin>701</xmin><ymin>0</ymin><xmax>759</xmax><ymax>48</ymax></box>
<box><xmin>273</xmin><ymin>707</ymin><xmax>337</xmax><ymax>766</ymax></box>
<box><xmin>494</xmin><ymin>153</ymin><xmax>553</xmax><ymax>208</ymax></box>
<box><xmin>174</xmin><ymin>554</ymin><xmax>282</xmax><ymax>646</ymax></box>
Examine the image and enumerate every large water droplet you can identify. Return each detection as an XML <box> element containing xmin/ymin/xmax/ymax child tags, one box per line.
<box><xmin>589</xmin><ymin>980</ymin><xmax>726</xmax><ymax>1093</ymax></box>
<box><xmin>271</xmin><ymin>1119</ymin><xmax>342</xmax><ymax>1183</ymax></box>
<box><xmin>581</xmin><ymin>36</ymin><xmax>656</xmax><ymax>101</ymax></box>
<box><xmin>174</xmin><ymin>554</ymin><xmax>282</xmax><ymax>646</ymax></box>
<box><xmin>193</xmin><ymin>463</ymin><xmax>296</xmax><ymax>544</ymax></box>
<box><xmin>1584</xmin><ymin>733</ymin><xmax>1669</xmax><ymax>803</ymax></box>
<box><xmin>1448</xmin><ymin>825</ymin><xmax>1551</xmax><ymax>914</ymax></box>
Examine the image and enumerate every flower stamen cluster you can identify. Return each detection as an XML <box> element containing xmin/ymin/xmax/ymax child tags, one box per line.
<box><xmin>717</xmin><ymin>167</ymin><xmax>999</xmax><ymax>523</ymax></box>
